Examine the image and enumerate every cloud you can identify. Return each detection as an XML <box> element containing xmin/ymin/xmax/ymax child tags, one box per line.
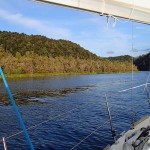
<box><xmin>107</xmin><ymin>51</ymin><xmax>115</xmax><ymax>54</ymax></box>
<box><xmin>0</xmin><ymin>6</ymin><xmax>148</xmax><ymax>57</ymax></box>
<box><xmin>0</xmin><ymin>9</ymin><xmax>71</xmax><ymax>39</ymax></box>
<box><xmin>71</xmin><ymin>25</ymin><xmax>132</xmax><ymax>57</ymax></box>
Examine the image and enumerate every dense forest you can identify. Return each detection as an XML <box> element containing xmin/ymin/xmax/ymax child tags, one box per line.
<box><xmin>0</xmin><ymin>31</ymin><xmax>99</xmax><ymax>60</ymax></box>
<box><xmin>134</xmin><ymin>53</ymin><xmax>150</xmax><ymax>71</ymax></box>
<box><xmin>0</xmin><ymin>31</ymin><xmax>139</xmax><ymax>75</ymax></box>
<box><xmin>107</xmin><ymin>55</ymin><xmax>133</xmax><ymax>62</ymax></box>
<box><xmin>107</xmin><ymin>54</ymin><xmax>150</xmax><ymax>71</ymax></box>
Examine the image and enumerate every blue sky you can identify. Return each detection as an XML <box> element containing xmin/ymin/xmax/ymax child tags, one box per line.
<box><xmin>0</xmin><ymin>0</ymin><xmax>149</xmax><ymax>57</ymax></box>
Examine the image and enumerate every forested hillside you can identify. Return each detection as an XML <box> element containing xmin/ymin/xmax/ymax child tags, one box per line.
<box><xmin>108</xmin><ymin>55</ymin><xmax>132</xmax><ymax>62</ymax></box>
<box><xmin>0</xmin><ymin>31</ymin><xmax>99</xmax><ymax>60</ymax></box>
<box><xmin>134</xmin><ymin>53</ymin><xmax>150</xmax><ymax>71</ymax></box>
<box><xmin>107</xmin><ymin>53</ymin><xmax>150</xmax><ymax>71</ymax></box>
<box><xmin>0</xmin><ymin>31</ymin><xmax>137</xmax><ymax>75</ymax></box>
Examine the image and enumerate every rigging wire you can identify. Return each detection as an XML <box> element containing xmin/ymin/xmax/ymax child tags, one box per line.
<box><xmin>70</xmin><ymin>104</ymin><xmax>137</xmax><ymax>150</ymax></box>
<box><xmin>129</xmin><ymin>0</ymin><xmax>135</xmax><ymax>21</ymax></box>
<box><xmin>0</xmin><ymin>80</ymin><xmax>134</xmax><ymax>141</ymax></box>
<box><xmin>115</xmin><ymin>0</ymin><xmax>135</xmax><ymax>24</ymax></box>
<box><xmin>118</xmin><ymin>83</ymin><xmax>150</xmax><ymax>93</ymax></box>
<box><xmin>145</xmin><ymin>72</ymin><xmax>150</xmax><ymax>106</ymax></box>
<box><xmin>131</xmin><ymin>21</ymin><xmax>134</xmax><ymax>81</ymax></box>
<box><xmin>1</xmin><ymin>82</ymin><xmax>149</xmax><ymax>142</ymax></box>
<box><xmin>105</xmin><ymin>94</ymin><xmax>117</xmax><ymax>143</ymax></box>
<box><xmin>71</xmin><ymin>1</ymin><xmax>146</xmax><ymax>148</ymax></box>
<box><xmin>130</xmin><ymin>21</ymin><xmax>135</xmax><ymax>124</ymax></box>
<box><xmin>70</xmin><ymin>101</ymin><xmax>145</xmax><ymax>150</ymax></box>
<box><xmin>4</xmin><ymin>90</ymin><xmax>147</xmax><ymax>149</ymax></box>
<box><xmin>1</xmin><ymin>1</ymin><xmax>149</xmax><ymax>149</ymax></box>
<box><xmin>0</xmin><ymin>99</ymin><xmax>101</xmax><ymax>142</ymax></box>
<box><xmin>146</xmin><ymin>72</ymin><xmax>150</xmax><ymax>83</ymax></box>
<box><xmin>1</xmin><ymin>94</ymin><xmax>146</xmax><ymax>148</ymax></box>
<box><xmin>70</xmin><ymin>120</ymin><xmax>108</xmax><ymax>150</ymax></box>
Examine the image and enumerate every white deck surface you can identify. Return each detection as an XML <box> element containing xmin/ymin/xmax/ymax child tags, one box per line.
<box><xmin>110</xmin><ymin>116</ymin><xmax>150</xmax><ymax>150</ymax></box>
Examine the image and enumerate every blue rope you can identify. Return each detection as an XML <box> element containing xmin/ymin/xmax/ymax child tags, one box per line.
<box><xmin>0</xmin><ymin>67</ymin><xmax>34</xmax><ymax>150</ymax></box>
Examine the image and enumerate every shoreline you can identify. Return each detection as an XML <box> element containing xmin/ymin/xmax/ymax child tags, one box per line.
<box><xmin>0</xmin><ymin>71</ymin><xmax>139</xmax><ymax>79</ymax></box>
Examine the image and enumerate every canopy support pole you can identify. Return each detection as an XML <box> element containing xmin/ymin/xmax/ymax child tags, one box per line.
<box><xmin>0</xmin><ymin>67</ymin><xmax>34</xmax><ymax>150</ymax></box>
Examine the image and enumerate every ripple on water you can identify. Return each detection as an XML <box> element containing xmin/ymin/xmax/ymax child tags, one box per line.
<box><xmin>0</xmin><ymin>72</ymin><xmax>149</xmax><ymax>150</ymax></box>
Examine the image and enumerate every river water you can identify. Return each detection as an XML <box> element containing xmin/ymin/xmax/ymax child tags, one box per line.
<box><xmin>0</xmin><ymin>72</ymin><xmax>149</xmax><ymax>150</ymax></box>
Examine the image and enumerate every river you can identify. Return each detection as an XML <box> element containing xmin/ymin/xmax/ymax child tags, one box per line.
<box><xmin>0</xmin><ymin>72</ymin><xmax>149</xmax><ymax>150</ymax></box>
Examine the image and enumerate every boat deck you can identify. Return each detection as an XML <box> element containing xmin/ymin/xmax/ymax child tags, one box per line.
<box><xmin>104</xmin><ymin>116</ymin><xmax>150</xmax><ymax>150</ymax></box>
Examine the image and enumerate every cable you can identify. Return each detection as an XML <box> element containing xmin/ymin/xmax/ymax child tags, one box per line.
<box><xmin>129</xmin><ymin>0</ymin><xmax>135</xmax><ymax>21</ymax></box>
<box><xmin>118</xmin><ymin>83</ymin><xmax>150</xmax><ymax>93</ymax></box>
<box><xmin>145</xmin><ymin>72</ymin><xmax>150</xmax><ymax>106</ymax></box>
<box><xmin>0</xmin><ymin>99</ymin><xmax>102</xmax><ymax>142</ymax></box>
<box><xmin>70</xmin><ymin>120</ymin><xmax>108</xmax><ymax>150</ymax></box>
<box><xmin>0</xmin><ymin>79</ymin><xmax>136</xmax><ymax>141</ymax></box>
<box><xmin>131</xmin><ymin>21</ymin><xmax>134</xmax><ymax>81</ymax></box>
<box><xmin>146</xmin><ymin>72</ymin><xmax>150</xmax><ymax>84</ymax></box>
<box><xmin>1</xmin><ymin>80</ymin><xmax>148</xmax><ymax>145</ymax></box>
<box><xmin>70</xmin><ymin>111</ymin><xmax>122</xmax><ymax>150</ymax></box>
<box><xmin>70</xmin><ymin>91</ymin><xmax>144</xmax><ymax>150</ymax></box>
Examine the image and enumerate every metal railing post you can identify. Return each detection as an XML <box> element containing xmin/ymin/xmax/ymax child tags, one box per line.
<box><xmin>2</xmin><ymin>137</ymin><xmax>7</xmax><ymax>150</ymax></box>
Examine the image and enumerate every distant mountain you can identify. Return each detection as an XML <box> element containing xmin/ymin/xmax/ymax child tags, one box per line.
<box><xmin>0</xmin><ymin>31</ymin><xmax>99</xmax><ymax>60</ymax></box>
<box><xmin>0</xmin><ymin>31</ymin><xmax>137</xmax><ymax>74</ymax></box>
<box><xmin>134</xmin><ymin>53</ymin><xmax>150</xmax><ymax>71</ymax></box>
<box><xmin>107</xmin><ymin>53</ymin><xmax>150</xmax><ymax>71</ymax></box>
<box><xmin>107</xmin><ymin>55</ymin><xmax>133</xmax><ymax>62</ymax></box>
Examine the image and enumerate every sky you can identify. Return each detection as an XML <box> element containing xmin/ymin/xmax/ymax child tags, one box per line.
<box><xmin>0</xmin><ymin>0</ymin><xmax>150</xmax><ymax>57</ymax></box>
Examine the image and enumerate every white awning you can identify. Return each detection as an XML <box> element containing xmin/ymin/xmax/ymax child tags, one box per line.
<box><xmin>33</xmin><ymin>0</ymin><xmax>150</xmax><ymax>25</ymax></box>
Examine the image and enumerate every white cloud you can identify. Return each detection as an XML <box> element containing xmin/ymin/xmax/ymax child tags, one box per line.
<box><xmin>71</xmin><ymin>25</ymin><xmax>132</xmax><ymax>57</ymax></box>
<box><xmin>107</xmin><ymin>51</ymin><xmax>115</xmax><ymax>54</ymax></box>
<box><xmin>0</xmin><ymin>7</ymin><xmax>148</xmax><ymax>57</ymax></box>
<box><xmin>0</xmin><ymin>9</ymin><xmax>71</xmax><ymax>39</ymax></box>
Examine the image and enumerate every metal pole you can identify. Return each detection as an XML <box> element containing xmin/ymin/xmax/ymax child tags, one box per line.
<box><xmin>105</xmin><ymin>94</ymin><xmax>117</xmax><ymax>143</ymax></box>
<box><xmin>0</xmin><ymin>67</ymin><xmax>34</xmax><ymax>150</ymax></box>
<box><xmin>2</xmin><ymin>137</ymin><xmax>7</xmax><ymax>150</ymax></box>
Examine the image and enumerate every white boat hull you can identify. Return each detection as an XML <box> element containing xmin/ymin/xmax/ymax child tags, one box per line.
<box><xmin>104</xmin><ymin>116</ymin><xmax>150</xmax><ymax>150</ymax></box>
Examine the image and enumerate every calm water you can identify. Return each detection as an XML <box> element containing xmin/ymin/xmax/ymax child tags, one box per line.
<box><xmin>0</xmin><ymin>72</ymin><xmax>150</xmax><ymax>150</ymax></box>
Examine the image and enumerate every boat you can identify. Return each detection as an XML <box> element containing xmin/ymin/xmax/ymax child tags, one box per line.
<box><xmin>0</xmin><ymin>0</ymin><xmax>149</xmax><ymax>150</ymax></box>
<box><xmin>32</xmin><ymin>1</ymin><xmax>150</xmax><ymax>150</ymax></box>
<box><xmin>104</xmin><ymin>116</ymin><xmax>150</xmax><ymax>150</ymax></box>
<box><xmin>33</xmin><ymin>0</ymin><xmax>150</xmax><ymax>25</ymax></box>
